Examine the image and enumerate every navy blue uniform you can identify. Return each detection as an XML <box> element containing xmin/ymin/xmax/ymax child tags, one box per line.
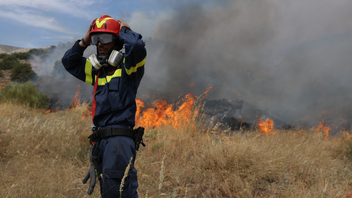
<box><xmin>62</xmin><ymin>26</ymin><xmax>146</xmax><ymax>128</ymax></box>
<box><xmin>62</xmin><ymin>26</ymin><xmax>146</xmax><ymax>197</ymax></box>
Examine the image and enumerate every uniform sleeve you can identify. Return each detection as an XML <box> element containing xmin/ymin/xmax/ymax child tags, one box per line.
<box><xmin>61</xmin><ymin>40</ymin><xmax>95</xmax><ymax>85</ymax></box>
<box><xmin>119</xmin><ymin>27</ymin><xmax>147</xmax><ymax>77</ymax></box>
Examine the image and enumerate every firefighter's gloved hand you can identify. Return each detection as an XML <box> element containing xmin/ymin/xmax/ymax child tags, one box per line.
<box><xmin>82</xmin><ymin>146</ymin><xmax>97</xmax><ymax>195</ymax></box>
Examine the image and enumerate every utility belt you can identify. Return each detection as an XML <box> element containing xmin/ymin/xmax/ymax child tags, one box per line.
<box><xmin>83</xmin><ymin>125</ymin><xmax>146</xmax><ymax>194</ymax></box>
<box><xmin>88</xmin><ymin>126</ymin><xmax>146</xmax><ymax>151</ymax></box>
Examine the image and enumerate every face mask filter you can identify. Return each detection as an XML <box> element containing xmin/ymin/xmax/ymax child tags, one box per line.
<box><xmin>88</xmin><ymin>54</ymin><xmax>103</xmax><ymax>70</ymax></box>
<box><xmin>108</xmin><ymin>50</ymin><xmax>123</xmax><ymax>67</ymax></box>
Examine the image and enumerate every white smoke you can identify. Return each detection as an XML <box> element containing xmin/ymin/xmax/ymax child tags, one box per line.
<box><xmin>33</xmin><ymin>0</ymin><xmax>352</xmax><ymax>129</ymax></box>
<box><xmin>137</xmin><ymin>0</ymin><xmax>352</xmax><ymax>128</ymax></box>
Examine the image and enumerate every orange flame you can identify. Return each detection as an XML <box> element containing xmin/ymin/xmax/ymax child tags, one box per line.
<box><xmin>203</xmin><ymin>86</ymin><xmax>213</xmax><ymax>97</ymax></box>
<box><xmin>81</xmin><ymin>103</ymin><xmax>92</xmax><ymax>120</ymax></box>
<box><xmin>341</xmin><ymin>131</ymin><xmax>351</xmax><ymax>140</ymax></box>
<box><xmin>258</xmin><ymin>117</ymin><xmax>275</xmax><ymax>136</ymax></box>
<box><xmin>45</xmin><ymin>107</ymin><xmax>60</xmax><ymax>114</ymax></box>
<box><xmin>315</xmin><ymin>120</ymin><xmax>330</xmax><ymax>137</ymax></box>
<box><xmin>32</xmin><ymin>66</ymin><xmax>42</xmax><ymax>70</ymax></box>
<box><xmin>190</xmin><ymin>82</ymin><xmax>196</xmax><ymax>87</ymax></box>
<box><xmin>68</xmin><ymin>85</ymin><xmax>81</xmax><ymax>110</ymax></box>
<box><xmin>66</xmin><ymin>84</ymin><xmax>92</xmax><ymax>119</ymax></box>
<box><xmin>136</xmin><ymin>86</ymin><xmax>213</xmax><ymax>130</ymax></box>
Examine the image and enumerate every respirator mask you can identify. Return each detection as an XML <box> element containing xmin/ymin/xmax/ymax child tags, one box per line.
<box><xmin>88</xmin><ymin>33</ymin><xmax>125</xmax><ymax>70</ymax></box>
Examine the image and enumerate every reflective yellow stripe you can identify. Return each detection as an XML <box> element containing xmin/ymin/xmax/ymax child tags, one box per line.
<box><xmin>95</xmin><ymin>69</ymin><xmax>122</xmax><ymax>86</ymax></box>
<box><xmin>96</xmin><ymin>17</ymin><xmax>113</xmax><ymax>28</ymax></box>
<box><xmin>85</xmin><ymin>59</ymin><xmax>93</xmax><ymax>85</ymax></box>
<box><xmin>125</xmin><ymin>56</ymin><xmax>146</xmax><ymax>75</ymax></box>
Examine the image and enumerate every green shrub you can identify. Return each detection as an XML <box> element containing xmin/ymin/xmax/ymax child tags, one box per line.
<box><xmin>13</xmin><ymin>52</ymin><xmax>31</xmax><ymax>60</ymax></box>
<box><xmin>0</xmin><ymin>70</ymin><xmax>3</xmax><ymax>77</ymax></box>
<box><xmin>28</xmin><ymin>48</ymin><xmax>48</xmax><ymax>57</ymax></box>
<box><xmin>0</xmin><ymin>81</ymin><xmax>48</xmax><ymax>108</ymax></box>
<box><xmin>28</xmin><ymin>48</ymin><xmax>42</xmax><ymax>56</ymax></box>
<box><xmin>28</xmin><ymin>46</ymin><xmax>56</xmax><ymax>58</ymax></box>
<box><xmin>10</xmin><ymin>63</ymin><xmax>36</xmax><ymax>82</ymax></box>
<box><xmin>0</xmin><ymin>53</ymin><xmax>9</xmax><ymax>59</ymax></box>
<box><xmin>0</xmin><ymin>56</ymin><xmax>19</xmax><ymax>70</ymax></box>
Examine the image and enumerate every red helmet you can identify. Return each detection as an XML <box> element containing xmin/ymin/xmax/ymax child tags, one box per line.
<box><xmin>90</xmin><ymin>15</ymin><xmax>120</xmax><ymax>36</ymax></box>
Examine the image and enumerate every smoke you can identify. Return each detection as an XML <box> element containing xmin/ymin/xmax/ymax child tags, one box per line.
<box><xmin>33</xmin><ymin>0</ymin><xmax>352</xmax><ymax>128</ymax></box>
<box><xmin>141</xmin><ymin>0</ymin><xmax>277</xmax><ymax>96</ymax></box>
<box><xmin>31</xmin><ymin>42</ymin><xmax>95</xmax><ymax>108</ymax></box>
<box><xmin>138</xmin><ymin>0</ymin><xmax>352</xmax><ymax>127</ymax></box>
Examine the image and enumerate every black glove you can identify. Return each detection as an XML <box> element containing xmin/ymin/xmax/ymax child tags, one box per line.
<box><xmin>134</xmin><ymin>127</ymin><xmax>146</xmax><ymax>151</ymax></box>
<box><xmin>82</xmin><ymin>145</ymin><xmax>99</xmax><ymax>195</ymax></box>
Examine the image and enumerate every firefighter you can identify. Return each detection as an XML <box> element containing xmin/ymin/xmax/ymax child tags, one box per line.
<box><xmin>61</xmin><ymin>15</ymin><xmax>146</xmax><ymax>197</ymax></box>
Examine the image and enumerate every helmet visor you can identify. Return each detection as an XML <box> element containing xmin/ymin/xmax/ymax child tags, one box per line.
<box><xmin>91</xmin><ymin>33</ymin><xmax>116</xmax><ymax>45</ymax></box>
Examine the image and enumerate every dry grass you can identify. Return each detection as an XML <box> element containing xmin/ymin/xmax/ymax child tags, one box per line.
<box><xmin>1</xmin><ymin>102</ymin><xmax>352</xmax><ymax>197</ymax></box>
<box><xmin>0</xmin><ymin>102</ymin><xmax>94</xmax><ymax>198</ymax></box>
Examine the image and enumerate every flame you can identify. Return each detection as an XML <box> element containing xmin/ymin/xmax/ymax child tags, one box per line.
<box><xmin>135</xmin><ymin>98</ymin><xmax>145</xmax><ymax>122</ymax></box>
<box><xmin>67</xmin><ymin>85</ymin><xmax>93</xmax><ymax>119</ymax></box>
<box><xmin>32</xmin><ymin>66</ymin><xmax>42</xmax><ymax>70</ymax></box>
<box><xmin>65</xmin><ymin>84</ymin><xmax>92</xmax><ymax>120</ymax></box>
<box><xmin>190</xmin><ymin>82</ymin><xmax>196</xmax><ymax>87</ymax></box>
<box><xmin>315</xmin><ymin>120</ymin><xmax>330</xmax><ymax>137</ymax></box>
<box><xmin>81</xmin><ymin>103</ymin><xmax>92</xmax><ymax>120</ymax></box>
<box><xmin>257</xmin><ymin>117</ymin><xmax>275</xmax><ymax>136</ymax></box>
<box><xmin>136</xmin><ymin>87</ymin><xmax>213</xmax><ymax>130</ymax></box>
<box><xmin>0</xmin><ymin>83</ymin><xmax>5</xmax><ymax>90</ymax></box>
<box><xmin>203</xmin><ymin>86</ymin><xmax>213</xmax><ymax>97</ymax></box>
<box><xmin>68</xmin><ymin>84</ymin><xmax>81</xmax><ymax>109</ymax></box>
<box><xmin>45</xmin><ymin>107</ymin><xmax>60</xmax><ymax>114</ymax></box>
<box><xmin>341</xmin><ymin>131</ymin><xmax>351</xmax><ymax>140</ymax></box>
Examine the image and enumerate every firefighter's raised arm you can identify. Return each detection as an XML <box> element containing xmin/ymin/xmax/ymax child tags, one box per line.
<box><xmin>79</xmin><ymin>19</ymin><xmax>97</xmax><ymax>48</ymax></box>
<box><xmin>117</xmin><ymin>19</ymin><xmax>131</xmax><ymax>30</ymax></box>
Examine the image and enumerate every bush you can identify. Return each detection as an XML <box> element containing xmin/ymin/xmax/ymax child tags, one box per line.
<box><xmin>29</xmin><ymin>48</ymin><xmax>49</xmax><ymax>57</ymax></box>
<box><xmin>10</xmin><ymin>63</ymin><xmax>36</xmax><ymax>82</ymax></box>
<box><xmin>0</xmin><ymin>70</ymin><xmax>3</xmax><ymax>77</ymax></box>
<box><xmin>0</xmin><ymin>53</ymin><xmax>9</xmax><ymax>59</ymax></box>
<box><xmin>0</xmin><ymin>81</ymin><xmax>48</xmax><ymax>108</ymax></box>
<box><xmin>13</xmin><ymin>52</ymin><xmax>31</xmax><ymax>60</ymax></box>
<box><xmin>0</xmin><ymin>56</ymin><xmax>19</xmax><ymax>70</ymax></box>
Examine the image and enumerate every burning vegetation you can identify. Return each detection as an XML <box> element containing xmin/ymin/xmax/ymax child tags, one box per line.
<box><xmin>51</xmin><ymin>82</ymin><xmax>350</xmax><ymax>144</ymax></box>
<box><xmin>135</xmin><ymin>86</ymin><xmax>212</xmax><ymax>130</ymax></box>
<box><xmin>257</xmin><ymin>117</ymin><xmax>275</xmax><ymax>136</ymax></box>
<box><xmin>1</xmin><ymin>100</ymin><xmax>352</xmax><ymax>197</ymax></box>
<box><xmin>2</xmin><ymin>1</ymin><xmax>352</xmax><ymax>195</ymax></box>
<box><xmin>1</xmin><ymin>56</ymin><xmax>352</xmax><ymax>198</ymax></box>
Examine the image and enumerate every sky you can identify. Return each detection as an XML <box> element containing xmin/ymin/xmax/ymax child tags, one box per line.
<box><xmin>2</xmin><ymin>0</ymin><xmax>352</xmax><ymax>129</ymax></box>
<box><xmin>0</xmin><ymin>0</ymin><xmax>175</xmax><ymax>48</ymax></box>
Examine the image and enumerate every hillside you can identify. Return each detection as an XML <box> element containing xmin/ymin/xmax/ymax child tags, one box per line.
<box><xmin>0</xmin><ymin>44</ymin><xmax>31</xmax><ymax>54</ymax></box>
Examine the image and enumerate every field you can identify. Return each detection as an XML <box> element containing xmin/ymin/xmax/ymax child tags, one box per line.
<box><xmin>1</xmin><ymin>101</ymin><xmax>352</xmax><ymax>198</ymax></box>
